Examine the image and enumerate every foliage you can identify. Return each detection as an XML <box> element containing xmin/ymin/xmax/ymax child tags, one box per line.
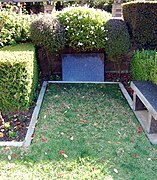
<box><xmin>105</xmin><ymin>19</ymin><xmax>130</xmax><ymax>60</ymax></box>
<box><xmin>57</xmin><ymin>7</ymin><xmax>111</xmax><ymax>52</ymax></box>
<box><xmin>0</xmin><ymin>9</ymin><xmax>32</xmax><ymax>47</ymax></box>
<box><xmin>131</xmin><ymin>49</ymin><xmax>157</xmax><ymax>84</ymax></box>
<box><xmin>30</xmin><ymin>14</ymin><xmax>65</xmax><ymax>54</ymax></box>
<box><xmin>0</xmin><ymin>43</ymin><xmax>38</xmax><ymax>113</ymax></box>
<box><xmin>90</xmin><ymin>0</ymin><xmax>114</xmax><ymax>13</ymax></box>
<box><xmin>123</xmin><ymin>2</ymin><xmax>157</xmax><ymax>49</ymax></box>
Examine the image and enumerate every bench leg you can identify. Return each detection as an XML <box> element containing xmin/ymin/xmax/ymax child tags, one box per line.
<box><xmin>148</xmin><ymin>113</ymin><xmax>157</xmax><ymax>134</ymax></box>
<box><xmin>145</xmin><ymin>112</ymin><xmax>152</xmax><ymax>133</ymax></box>
<box><xmin>133</xmin><ymin>93</ymin><xmax>146</xmax><ymax>111</ymax></box>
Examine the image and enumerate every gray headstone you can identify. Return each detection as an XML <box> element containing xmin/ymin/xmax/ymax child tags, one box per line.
<box><xmin>62</xmin><ymin>53</ymin><xmax>104</xmax><ymax>81</ymax></box>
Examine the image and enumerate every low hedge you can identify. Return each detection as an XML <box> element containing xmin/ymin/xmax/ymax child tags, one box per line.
<box><xmin>131</xmin><ymin>49</ymin><xmax>157</xmax><ymax>85</ymax></box>
<box><xmin>30</xmin><ymin>15</ymin><xmax>65</xmax><ymax>54</ymax></box>
<box><xmin>0</xmin><ymin>43</ymin><xmax>38</xmax><ymax>113</ymax></box>
<box><xmin>123</xmin><ymin>2</ymin><xmax>157</xmax><ymax>49</ymax></box>
<box><xmin>57</xmin><ymin>7</ymin><xmax>111</xmax><ymax>51</ymax></box>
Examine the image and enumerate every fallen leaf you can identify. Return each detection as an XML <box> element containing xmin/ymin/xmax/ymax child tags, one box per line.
<box><xmin>60</xmin><ymin>132</ymin><xmax>64</xmax><ymax>135</ymax></box>
<box><xmin>100</xmin><ymin>159</ymin><xmax>103</xmax><ymax>163</ymax></box>
<box><xmin>94</xmin><ymin>122</ymin><xmax>98</xmax><ymax>126</ymax></box>
<box><xmin>58</xmin><ymin>173</ymin><xmax>62</xmax><ymax>177</ymax></box>
<box><xmin>138</xmin><ymin>127</ymin><xmax>142</xmax><ymax>131</ymax></box>
<box><xmin>132</xmin><ymin>139</ymin><xmax>135</xmax><ymax>143</ymax></box>
<box><xmin>63</xmin><ymin>154</ymin><xmax>68</xmax><ymax>158</ymax></box>
<box><xmin>117</xmin><ymin>142</ymin><xmax>122</xmax><ymax>144</ymax></box>
<box><xmin>70</xmin><ymin>136</ymin><xmax>74</xmax><ymax>140</ymax></box>
<box><xmin>114</xmin><ymin>168</ymin><xmax>118</xmax><ymax>174</ymax></box>
<box><xmin>81</xmin><ymin>120</ymin><xmax>86</xmax><ymax>123</ymax></box>
<box><xmin>91</xmin><ymin>167</ymin><xmax>95</xmax><ymax>172</ymax></box>
<box><xmin>0</xmin><ymin>132</ymin><xmax>4</xmax><ymax>137</ymax></box>
<box><xmin>44</xmin><ymin>115</ymin><xmax>47</xmax><ymax>119</ymax></box>
<box><xmin>42</xmin><ymin>138</ymin><xmax>47</xmax><ymax>142</ymax></box>
<box><xmin>8</xmin><ymin>155</ymin><xmax>11</xmax><ymax>160</ymax></box>
<box><xmin>108</xmin><ymin>141</ymin><xmax>112</xmax><ymax>144</ymax></box>
<box><xmin>59</xmin><ymin>151</ymin><xmax>64</xmax><ymax>155</ymax></box>
<box><xmin>13</xmin><ymin>154</ymin><xmax>17</xmax><ymax>158</ymax></box>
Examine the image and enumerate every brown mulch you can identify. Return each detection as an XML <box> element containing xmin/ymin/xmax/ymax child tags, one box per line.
<box><xmin>0</xmin><ymin>108</ymin><xmax>34</xmax><ymax>142</ymax></box>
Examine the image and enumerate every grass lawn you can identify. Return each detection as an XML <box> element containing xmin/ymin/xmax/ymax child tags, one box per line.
<box><xmin>0</xmin><ymin>83</ymin><xmax>157</xmax><ymax>179</ymax></box>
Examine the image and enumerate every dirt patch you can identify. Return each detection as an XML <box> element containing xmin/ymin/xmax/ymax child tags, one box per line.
<box><xmin>0</xmin><ymin>108</ymin><xmax>34</xmax><ymax>141</ymax></box>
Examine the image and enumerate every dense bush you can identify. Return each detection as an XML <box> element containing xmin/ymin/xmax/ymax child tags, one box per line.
<box><xmin>105</xmin><ymin>19</ymin><xmax>130</xmax><ymax>60</ymax></box>
<box><xmin>0</xmin><ymin>10</ymin><xmax>32</xmax><ymax>47</ymax></box>
<box><xmin>123</xmin><ymin>2</ymin><xmax>157</xmax><ymax>49</ymax></box>
<box><xmin>30</xmin><ymin>14</ymin><xmax>65</xmax><ymax>54</ymax></box>
<box><xmin>104</xmin><ymin>19</ymin><xmax>130</xmax><ymax>73</ymax></box>
<box><xmin>0</xmin><ymin>44</ymin><xmax>38</xmax><ymax>113</ymax></box>
<box><xmin>131</xmin><ymin>49</ymin><xmax>157</xmax><ymax>85</ymax></box>
<box><xmin>57</xmin><ymin>7</ymin><xmax>111</xmax><ymax>51</ymax></box>
<box><xmin>90</xmin><ymin>0</ymin><xmax>113</xmax><ymax>13</ymax></box>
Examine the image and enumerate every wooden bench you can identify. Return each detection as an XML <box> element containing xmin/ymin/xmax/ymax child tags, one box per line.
<box><xmin>131</xmin><ymin>81</ymin><xmax>157</xmax><ymax>134</ymax></box>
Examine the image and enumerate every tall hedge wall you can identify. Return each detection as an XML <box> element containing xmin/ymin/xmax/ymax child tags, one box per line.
<box><xmin>123</xmin><ymin>2</ymin><xmax>157</xmax><ymax>49</ymax></box>
<box><xmin>0</xmin><ymin>44</ymin><xmax>38</xmax><ymax>113</ymax></box>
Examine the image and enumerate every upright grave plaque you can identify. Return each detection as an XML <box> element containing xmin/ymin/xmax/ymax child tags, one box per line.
<box><xmin>62</xmin><ymin>53</ymin><xmax>104</xmax><ymax>81</ymax></box>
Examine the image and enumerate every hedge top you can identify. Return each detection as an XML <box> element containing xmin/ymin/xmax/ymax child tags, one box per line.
<box><xmin>123</xmin><ymin>1</ymin><xmax>157</xmax><ymax>5</ymax></box>
<box><xmin>0</xmin><ymin>43</ymin><xmax>35</xmax><ymax>62</ymax></box>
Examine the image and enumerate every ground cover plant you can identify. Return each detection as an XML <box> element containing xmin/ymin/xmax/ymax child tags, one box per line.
<box><xmin>0</xmin><ymin>83</ymin><xmax>157</xmax><ymax>179</ymax></box>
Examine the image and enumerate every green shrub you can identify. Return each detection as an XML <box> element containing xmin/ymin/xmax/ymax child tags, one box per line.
<box><xmin>90</xmin><ymin>0</ymin><xmax>114</xmax><ymax>13</ymax></box>
<box><xmin>30</xmin><ymin>15</ymin><xmax>65</xmax><ymax>54</ymax></box>
<box><xmin>0</xmin><ymin>10</ymin><xmax>32</xmax><ymax>47</ymax></box>
<box><xmin>123</xmin><ymin>2</ymin><xmax>157</xmax><ymax>49</ymax></box>
<box><xmin>105</xmin><ymin>19</ymin><xmax>130</xmax><ymax>60</ymax></box>
<box><xmin>57</xmin><ymin>7</ymin><xmax>111</xmax><ymax>51</ymax></box>
<box><xmin>104</xmin><ymin>19</ymin><xmax>130</xmax><ymax>74</ymax></box>
<box><xmin>0</xmin><ymin>43</ymin><xmax>38</xmax><ymax>113</ymax></box>
<box><xmin>131</xmin><ymin>49</ymin><xmax>157</xmax><ymax>84</ymax></box>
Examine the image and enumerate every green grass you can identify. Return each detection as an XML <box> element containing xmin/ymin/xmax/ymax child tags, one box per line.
<box><xmin>0</xmin><ymin>83</ymin><xmax>157</xmax><ymax>179</ymax></box>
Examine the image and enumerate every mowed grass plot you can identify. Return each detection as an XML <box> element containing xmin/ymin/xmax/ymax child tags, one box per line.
<box><xmin>0</xmin><ymin>83</ymin><xmax>157</xmax><ymax>179</ymax></box>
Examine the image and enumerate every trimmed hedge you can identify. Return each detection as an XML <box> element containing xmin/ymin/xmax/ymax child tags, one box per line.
<box><xmin>131</xmin><ymin>49</ymin><xmax>157</xmax><ymax>85</ymax></box>
<box><xmin>57</xmin><ymin>7</ymin><xmax>111</xmax><ymax>51</ymax></box>
<box><xmin>0</xmin><ymin>43</ymin><xmax>38</xmax><ymax>113</ymax></box>
<box><xmin>123</xmin><ymin>2</ymin><xmax>157</xmax><ymax>49</ymax></box>
<box><xmin>30</xmin><ymin>15</ymin><xmax>65</xmax><ymax>54</ymax></box>
<box><xmin>105</xmin><ymin>19</ymin><xmax>130</xmax><ymax>60</ymax></box>
<box><xmin>0</xmin><ymin>10</ymin><xmax>32</xmax><ymax>47</ymax></box>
